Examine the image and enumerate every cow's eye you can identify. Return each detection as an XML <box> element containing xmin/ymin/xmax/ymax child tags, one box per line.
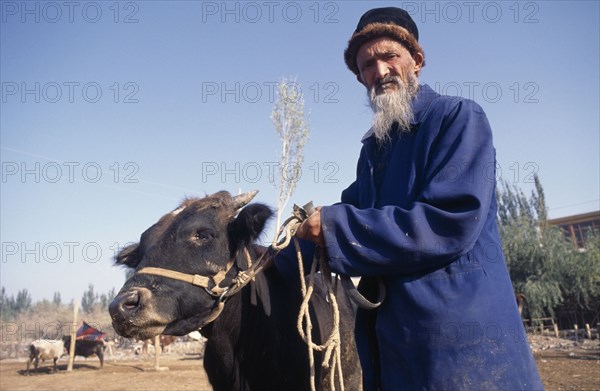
<box><xmin>194</xmin><ymin>229</ymin><xmax>213</xmax><ymax>243</ymax></box>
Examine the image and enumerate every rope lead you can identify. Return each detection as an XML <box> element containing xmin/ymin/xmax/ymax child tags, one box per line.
<box><xmin>273</xmin><ymin>205</ymin><xmax>345</xmax><ymax>391</ymax></box>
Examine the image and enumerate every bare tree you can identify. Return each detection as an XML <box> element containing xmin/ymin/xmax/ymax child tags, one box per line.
<box><xmin>81</xmin><ymin>284</ymin><xmax>98</xmax><ymax>313</ymax></box>
<box><xmin>271</xmin><ymin>78</ymin><xmax>310</xmax><ymax>236</ymax></box>
<box><xmin>53</xmin><ymin>291</ymin><xmax>62</xmax><ymax>306</ymax></box>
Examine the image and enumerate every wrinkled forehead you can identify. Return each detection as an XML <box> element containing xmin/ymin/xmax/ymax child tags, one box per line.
<box><xmin>358</xmin><ymin>37</ymin><xmax>412</xmax><ymax>60</ymax></box>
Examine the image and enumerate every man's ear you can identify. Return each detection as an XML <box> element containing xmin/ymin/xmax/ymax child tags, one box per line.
<box><xmin>229</xmin><ymin>203</ymin><xmax>273</xmax><ymax>248</ymax></box>
<box><xmin>413</xmin><ymin>52</ymin><xmax>424</xmax><ymax>75</ymax></box>
<box><xmin>115</xmin><ymin>243</ymin><xmax>141</xmax><ymax>268</ymax></box>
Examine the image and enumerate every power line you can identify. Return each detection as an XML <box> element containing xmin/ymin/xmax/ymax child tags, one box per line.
<box><xmin>549</xmin><ymin>199</ymin><xmax>600</xmax><ymax>211</ymax></box>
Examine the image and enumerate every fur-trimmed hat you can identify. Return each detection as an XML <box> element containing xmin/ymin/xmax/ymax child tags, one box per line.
<box><xmin>344</xmin><ymin>7</ymin><xmax>425</xmax><ymax>76</ymax></box>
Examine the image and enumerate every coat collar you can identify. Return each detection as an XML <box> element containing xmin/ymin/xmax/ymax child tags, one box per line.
<box><xmin>361</xmin><ymin>83</ymin><xmax>439</xmax><ymax>142</ymax></box>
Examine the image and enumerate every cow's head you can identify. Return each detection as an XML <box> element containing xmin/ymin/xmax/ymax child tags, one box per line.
<box><xmin>109</xmin><ymin>191</ymin><xmax>272</xmax><ymax>340</ymax></box>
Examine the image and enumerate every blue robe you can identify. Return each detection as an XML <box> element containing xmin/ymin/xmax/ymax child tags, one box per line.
<box><xmin>278</xmin><ymin>84</ymin><xmax>543</xmax><ymax>390</ymax></box>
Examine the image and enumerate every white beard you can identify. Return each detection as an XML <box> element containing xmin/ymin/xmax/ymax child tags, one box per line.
<box><xmin>368</xmin><ymin>74</ymin><xmax>419</xmax><ymax>144</ymax></box>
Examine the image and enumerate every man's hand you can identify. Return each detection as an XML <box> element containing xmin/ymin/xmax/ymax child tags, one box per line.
<box><xmin>295</xmin><ymin>206</ymin><xmax>325</xmax><ymax>246</ymax></box>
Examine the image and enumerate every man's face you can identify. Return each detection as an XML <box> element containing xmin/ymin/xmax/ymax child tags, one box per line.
<box><xmin>356</xmin><ymin>37</ymin><xmax>423</xmax><ymax>94</ymax></box>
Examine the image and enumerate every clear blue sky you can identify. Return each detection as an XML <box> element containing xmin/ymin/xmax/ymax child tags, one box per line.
<box><xmin>1</xmin><ymin>1</ymin><xmax>599</xmax><ymax>303</ymax></box>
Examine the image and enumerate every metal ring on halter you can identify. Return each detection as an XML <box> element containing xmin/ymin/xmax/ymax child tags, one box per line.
<box><xmin>204</xmin><ymin>286</ymin><xmax>224</xmax><ymax>298</ymax></box>
<box><xmin>218</xmin><ymin>290</ymin><xmax>229</xmax><ymax>303</ymax></box>
<box><xmin>204</xmin><ymin>287</ymin><xmax>215</xmax><ymax>297</ymax></box>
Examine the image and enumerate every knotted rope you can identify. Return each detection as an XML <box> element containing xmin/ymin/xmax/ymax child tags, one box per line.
<box><xmin>272</xmin><ymin>205</ymin><xmax>345</xmax><ymax>391</ymax></box>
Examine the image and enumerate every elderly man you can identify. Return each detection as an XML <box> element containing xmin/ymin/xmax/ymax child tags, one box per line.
<box><xmin>285</xmin><ymin>7</ymin><xmax>544</xmax><ymax>391</ymax></box>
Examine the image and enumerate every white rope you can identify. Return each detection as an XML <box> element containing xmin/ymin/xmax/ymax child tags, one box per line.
<box><xmin>273</xmin><ymin>215</ymin><xmax>345</xmax><ymax>391</ymax></box>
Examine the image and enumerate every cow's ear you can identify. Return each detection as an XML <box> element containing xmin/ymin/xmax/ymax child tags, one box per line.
<box><xmin>229</xmin><ymin>203</ymin><xmax>273</xmax><ymax>247</ymax></box>
<box><xmin>115</xmin><ymin>243</ymin><xmax>141</xmax><ymax>268</ymax></box>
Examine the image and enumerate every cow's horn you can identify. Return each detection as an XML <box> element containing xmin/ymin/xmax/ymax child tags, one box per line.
<box><xmin>232</xmin><ymin>190</ymin><xmax>259</xmax><ymax>209</ymax></box>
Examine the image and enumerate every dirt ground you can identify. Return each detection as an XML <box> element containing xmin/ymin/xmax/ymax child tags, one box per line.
<box><xmin>534</xmin><ymin>349</ymin><xmax>599</xmax><ymax>390</ymax></box>
<box><xmin>0</xmin><ymin>355</ymin><xmax>211</xmax><ymax>391</ymax></box>
<box><xmin>1</xmin><ymin>345</ymin><xmax>598</xmax><ymax>390</ymax></box>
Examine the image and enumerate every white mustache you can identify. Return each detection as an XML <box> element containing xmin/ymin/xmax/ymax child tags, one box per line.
<box><xmin>373</xmin><ymin>76</ymin><xmax>402</xmax><ymax>94</ymax></box>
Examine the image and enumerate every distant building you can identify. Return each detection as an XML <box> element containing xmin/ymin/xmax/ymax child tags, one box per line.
<box><xmin>547</xmin><ymin>210</ymin><xmax>600</xmax><ymax>250</ymax></box>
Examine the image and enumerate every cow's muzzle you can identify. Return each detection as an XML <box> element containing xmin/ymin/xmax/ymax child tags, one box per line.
<box><xmin>109</xmin><ymin>287</ymin><xmax>168</xmax><ymax>339</ymax></box>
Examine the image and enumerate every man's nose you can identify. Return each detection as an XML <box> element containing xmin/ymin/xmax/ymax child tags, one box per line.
<box><xmin>374</xmin><ymin>60</ymin><xmax>390</xmax><ymax>79</ymax></box>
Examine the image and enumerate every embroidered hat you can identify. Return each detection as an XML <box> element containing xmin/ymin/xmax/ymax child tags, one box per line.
<box><xmin>344</xmin><ymin>7</ymin><xmax>425</xmax><ymax>76</ymax></box>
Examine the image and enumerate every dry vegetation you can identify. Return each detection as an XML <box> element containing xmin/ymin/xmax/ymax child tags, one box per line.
<box><xmin>1</xmin><ymin>302</ymin><xmax>114</xmax><ymax>348</ymax></box>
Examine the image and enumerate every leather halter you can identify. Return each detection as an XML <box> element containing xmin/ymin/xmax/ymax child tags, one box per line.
<box><xmin>136</xmin><ymin>259</ymin><xmax>234</xmax><ymax>297</ymax></box>
<box><xmin>134</xmin><ymin>249</ymin><xmax>271</xmax><ymax>327</ymax></box>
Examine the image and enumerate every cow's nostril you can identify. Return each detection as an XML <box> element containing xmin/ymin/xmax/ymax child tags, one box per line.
<box><xmin>109</xmin><ymin>290</ymin><xmax>141</xmax><ymax>317</ymax></box>
<box><xmin>123</xmin><ymin>291</ymin><xmax>140</xmax><ymax>309</ymax></box>
<box><xmin>121</xmin><ymin>290</ymin><xmax>140</xmax><ymax>311</ymax></box>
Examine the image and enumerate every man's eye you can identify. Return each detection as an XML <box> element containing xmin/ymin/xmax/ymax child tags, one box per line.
<box><xmin>359</xmin><ymin>61</ymin><xmax>374</xmax><ymax>72</ymax></box>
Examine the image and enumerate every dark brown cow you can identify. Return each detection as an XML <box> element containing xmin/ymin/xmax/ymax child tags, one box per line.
<box><xmin>109</xmin><ymin>191</ymin><xmax>361</xmax><ymax>390</ymax></box>
<box><xmin>62</xmin><ymin>336</ymin><xmax>106</xmax><ymax>369</ymax></box>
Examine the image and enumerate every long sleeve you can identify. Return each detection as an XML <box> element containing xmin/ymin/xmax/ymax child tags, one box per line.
<box><xmin>321</xmin><ymin>98</ymin><xmax>496</xmax><ymax>277</ymax></box>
